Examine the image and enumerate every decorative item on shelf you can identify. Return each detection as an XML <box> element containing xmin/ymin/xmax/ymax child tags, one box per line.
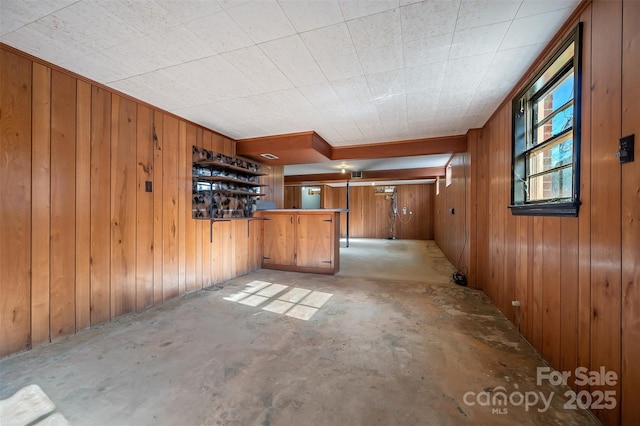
<box><xmin>192</xmin><ymin>145</ymin><xmax>265</xmax><ymax>220</ymax></box>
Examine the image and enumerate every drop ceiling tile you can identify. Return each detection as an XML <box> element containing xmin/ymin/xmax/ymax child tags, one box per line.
<box><xmin>300</xmin><ymin>22</ymin><xmax>357</xmax><ymax>58</ymax></box>
<box><xmin>60</xmin><ymin>50</ymin><xmax>136</xmax><ymax>84</ymax></box>
<box><xmin>259</xmin><ymin>35</ymin><xmax>327</xmax><ymax>87</ymax></box>
<box><xmin>298</xmin><ymin>82</ymin><xmax>345</xmax><ymax>110</ymax></box>
<box><xmin>279</xmin><ymin>0</ymin><xmax>343</xmax><ymax>32</ymax></box>
<box><xmin>375</xmin><ymin>95</ymin><xmax>408</xmax><ymax>127</ymax></box>
<box><xmin>225</xmin><ymin>0</ymin><xmax>296</xmax><ymax>43</ymax></box>
<box><xmin>188</xmin><ymin>10</ymin><xmax>255</xmax><ymax>54</ymax></box>
<box><xmin>482</xmin><ymin>43</ymin><xmax>545</xmax><ymax>88</ymax></box>
<box><xmin>35</xmin><ymin>1</ymin><xmax>145</xmax><ymax>51</ymax></box>
<box><xmin>406</xmin><ymin>90</ymin><xmax>439</xmax><ymax>121</ymax></box>
<box><xmin>339</xmin><ymin>0</ymin><xmax>399</xmax><ymax>21</ymax></box>
<box><xmin>315</xmin><ymin>51</ymin><xmax>364</xmax><ymax>81</ymax></box>
<box><xmin>402</xmin><ymin>33</ymin><xmax>452</xmax><ymax>68</ymax></box>
<box><xmin>358</xmin><ymin>43</ymin><xmax>404</xmax><ymax>74</ymax></box>
<box><xmin>367</xmin><ymin>69</ymin><xmax>405</xmax><ymax>101</ymax></box>
<box><xmin>347</xmin><ymin>8</ymin><xmax>402</xmax><ymax>52</ymax></box>
<box><xmin>156</xmin><ymin>0</ymin><xmax>222</xmax><ymax>23</ymax></box>
<box><xmin>500</xmin><ymin>9</ymin><xmax>572</xmax><ymax>50</ymax></box>
<box><xmin>516</xmin><ymin>0</ymin><xmax>579</xmax><ymax>19</ymax></box>
<box><xmin>456</xmin><ymin>0</ymin><xmax>521</xmax><ymax>30</ymax></box>
<box><xmin>222</xmin><ymin>46</ymin><xmax>293</xmax><ymax>92</ymax></box>
<box><xmin>331</xmin><ymin>76</ymin><xmax>373</xmax><ymax>105</ymax></box>
<box><xmin>400</xmin><ymin>0</ymin><xmax>460</xmax><ymax>42</ymax></box>
<box><xmin>0</xmin><ymin>0</ymin><xmax>74</xmax><ymax>36</ymax></box>
<box><xmin>404</xmin><ymin>61</ymin><xmax>446</xmax><ymax>93</ymax></box>
<box><xmin>437</xmin><ymin>90</ymin><xmax>473</xmax><ymax>110</ymax></box>
<box><xmin>96</xmin><ymin>0</ymin><xmax>181</xmax><ymax>37</ymax></box>
<box><xmin>158</xmin><ymin>55</ymin><xmax>260</xmax><ymax>102</ymax></box>
<box><xmin>1</xmin><ymin>23</ymin><xmax>94</xmax><ymax>65</ymax></box>
<box><xmin>217</xmin><ymin>0</ymin><xmax>252</xmax><ymax>9</ymax></box>
<box><xmin>98</xmin><ymin>25</ymin><xmax>217</xmax><ymax>79</ymax></box>
<box><xmin>449</xmin><ymin>21</ymin><xmax>510</xmax><ymax>59</ymax></box>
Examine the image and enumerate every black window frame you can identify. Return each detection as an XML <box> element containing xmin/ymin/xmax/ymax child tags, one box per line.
<box><xmin>510</xmin><ymin>23</ymin><xmax>583</xmax><ymax>217</ymax></box>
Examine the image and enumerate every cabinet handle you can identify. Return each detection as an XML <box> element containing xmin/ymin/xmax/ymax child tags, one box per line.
<box><xmin>290</xmin><ymin>216</ymin><xmax>293</xmax><ymax>224</ymax></box>
<box><xmin>297</xmin><ymin>216</ymin><xmax>300</xmax><ymax>224</ymax></box>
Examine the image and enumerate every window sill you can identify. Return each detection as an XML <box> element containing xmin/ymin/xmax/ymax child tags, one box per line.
<box><xmin>509</xmin><ymin>201</ymin><xmax>579</xmax><ymax>217</ymax></box>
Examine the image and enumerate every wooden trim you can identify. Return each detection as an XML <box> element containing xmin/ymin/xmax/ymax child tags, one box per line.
<box><xmin>332</xmin><ymin>135</ymin><xmax>467</xmax><ymax>160</ymax></box>
<box><xmin>285</xmin><ymin>167</ymin><xmax>444</xmax><ymax>184</ymax></box>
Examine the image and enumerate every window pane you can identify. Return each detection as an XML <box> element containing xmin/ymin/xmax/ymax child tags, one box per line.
<box><xmin>530</xmin><ymin>42</ymin><xmax>574</xmax><ymax>94</ymax></box>
<box><xmin>533</xmin><ymin>72</ymin><xmax>574</xmax><ymax>125</ymax></box>
<box><xmin>528</xmin><ymin>166</ymin><xmax>573</xmax><ymax>202</ymax></box>
<box><xmin>533</xmin><ymin>104</ymin><xmax>573</xmax><ymax>145</ymax></box>
<box><xmin>529</xmin><ymin>134</ymin><xmax>573</xmax><ymax>178</ymax></box>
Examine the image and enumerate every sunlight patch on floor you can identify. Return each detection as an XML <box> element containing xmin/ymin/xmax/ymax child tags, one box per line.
<box><xmin>224</xmin><ymin>280</ymin><xmax>332</xmax><ymax>321</ymax></box>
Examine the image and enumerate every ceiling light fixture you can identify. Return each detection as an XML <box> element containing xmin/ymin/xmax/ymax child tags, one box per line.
<box><xmin>260</xmin><ymin>153</ymin><xmax>279</xmax><ymax>160</ymax></box>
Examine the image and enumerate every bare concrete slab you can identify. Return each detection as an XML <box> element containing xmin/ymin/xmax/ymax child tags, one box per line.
<box><xmin>0</xmin><ymin>239</ymin><xmax>599</xmax><ymax>425</ymax></box>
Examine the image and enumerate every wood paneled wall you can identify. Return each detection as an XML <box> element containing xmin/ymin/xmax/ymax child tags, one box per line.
<box><xmin>284</xmin><ymin>186</ymin><xmax>302</xmax><ymax>209</ymax></box>
<box><xmin>0</xmin><ymin>47</ymin><xmax>265</xmax><ymax>358</ymax></box>
<box><xmin>434</xmin><ymin>150</ymin><xmax>473</xmax><ymax>285</ymax></box>
<box><xmin>324</xmin><ymin>184</ymin><xmax>434</xmax><ymax>240</ymax></box>
<box><xmin>437</xmin><ymin>2</ymin><xmax>639</xmax><ymax>424</ymax></box>
<box><xmin>260</xmin><ymin>164</ymin><xmax>284</xmax><ymax>209</ymax></box>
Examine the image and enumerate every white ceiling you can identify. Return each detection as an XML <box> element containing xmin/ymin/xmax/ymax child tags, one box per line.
<box><xmin>1</xmin><ymin>0</ymin><xmax>579</xmax><ymax>180</ymax></box>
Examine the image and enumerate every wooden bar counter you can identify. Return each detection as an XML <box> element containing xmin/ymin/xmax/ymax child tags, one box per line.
<box><xmin>254</xmin><ymin>209</ymin><xmax>342</xmax><ymax>275</ymax></box>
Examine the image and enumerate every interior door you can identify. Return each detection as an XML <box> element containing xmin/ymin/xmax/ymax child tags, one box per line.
<box><xmin>262</xmin><ymin>214</ymin><xmax>295</xmax><ymax>266</ymax></box>
<box><xmin>296</xmin><ymin>214</ymin><xmax>332</xmax><ymax>269</ymax></box>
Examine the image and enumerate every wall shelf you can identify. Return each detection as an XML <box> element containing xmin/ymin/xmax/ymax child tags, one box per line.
<box><xmin>192</xmin><ymin>146</ymin><xmax>264</xmax><ymax>220</ymax></box>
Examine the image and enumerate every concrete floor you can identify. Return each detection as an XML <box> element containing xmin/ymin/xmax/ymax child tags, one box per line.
<box><xmin>1</xmin><ymin>239</ymin><xmax>599</xmax><ymax>425</ymax></box>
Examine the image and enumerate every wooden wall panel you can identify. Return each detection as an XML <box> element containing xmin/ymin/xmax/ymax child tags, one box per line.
<box><xmin>560</xmin><ymin>217</ymin><xmax>579</xmax><ymax>383</ymax></box>
<box><xmin>541</xmin><ymin>217</ymin><xmax>561</xmax><ymax>370</ymax></box>
<box><xmin>90</xmin><ymin>86</ymin><xmax>111</xmax><ymax>326</ymax></box>
<box><xmin>152</xmin><ymin>110</ymin><xmax>164</xmax><ymax>304</ymax></box>
<box><xmin>284</xmin><ymin>186</ymin><xmax>301</xmax><ymax>209</ymax></box>
<box><xmin>75</xmin><ymin>80</ymin><xmax>91</xmax><ymax>331</ymax></box>
<box><xmin>234</xmin><ymin>220</ymin><xmax>249</xmax><ymax>276</ymax></box>
<box><xmin>136</xmin><ymin>104</ymin><xmax>154</xmax><ymax>310</ymax></box>
<box><xmin>185</xmin><ymin>123</ymin><xmax>198</xmax><ymax>293</ymax></box>
<box><xmin>110</xmin><ymin>95</ymin><xmax>137</xmax><ymax>318</ymax></box>
<box><xmin>589</xmin><ymin>2</ymin><xmax>622</xmax><ymax>423</ymax></box>
<box><xmin>195</xmin><ymin>129</ymin><xmax>204</xmax><ymax>289</ymax></box>
<box><xmin>1</xmin><ymin>45</ymin><xmax>267</xmax><ymax>359</ymax></box>
<box><xmin>30</xmin><ymin>62</ymin><xmax>51</xmax><ymax>347</ymax></box>
<box><xmin>450</xmin><ymin>3</ymin><xmax>636</xmax><ymax>424</ymax></box>
<box><xmin>577</xmin><ymin>5</ymin><xmax>593</xmax><ymax>393</ymax></box>
<box><xmin>324</xmin><ymin>184</ymin><xmax>433</xmax><ymax>240</ymax></box>
<box><xmin>178</xmin><ymin>121</ymin><xmax>187</xmax><ymax>295</ymax></box>
<box><xmin>261</xmin><ymin>164</ymin><xmax>284</xmax><ymax>209</ymax></box>
<box><xmin>0</xmin><ymin>50</ymin><xmax>32</xmax><ymax>356</ymax></box>
<box><xmin>162</xmin><ymin>115</ymin><xmax>180</xmax><ymax>300</ymax></box>
<box><xmin>50</xmin><ymin>70</ymin><xmax>76</xmax><ymax>340</ymax></box>
<box><xmin>620</xmin><ymin>0</ymin><xmax>640</xmax><ymax>423</ymax></box>
<box><xmin>202</xmin><ymin>131</ymin><xmax>213</xmax><ymax>286</ymax></box>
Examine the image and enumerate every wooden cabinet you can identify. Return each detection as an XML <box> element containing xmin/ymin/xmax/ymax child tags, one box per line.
<box><xmin>257</xmin><ymin>210</ymin><xmax>341</xmax><ymax>275</ymax></box>
<box><xmin>263</xmin><ymin>213</ymin><xmax>296</xmax><ymax>266</ymax></box>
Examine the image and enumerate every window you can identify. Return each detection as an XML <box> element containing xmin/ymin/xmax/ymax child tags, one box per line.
<box><xmin>511</xmin><ymin>24</ymin><xmax>582</xmax><ymax>217</ymax></box>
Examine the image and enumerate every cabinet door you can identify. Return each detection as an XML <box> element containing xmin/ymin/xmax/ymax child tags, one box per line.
<box><xmin>263</xmin><ymin>214</ymin><xmax>295</xmax><ymax>266</ymax></box>
<box><xmin>296</xmin><ymin>214</ymin><xmax>333</xmax><ymax>269</ymax></box>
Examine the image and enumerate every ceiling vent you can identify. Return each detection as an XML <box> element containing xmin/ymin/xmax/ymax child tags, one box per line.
<box><xmin>351</xmin><ymin>171</ymin><xmax>363</xmax><ymax>179</ymax></box>
<box><xmin>260</xmin><ymin>153</ymin><xmax>279</xmax><ymax>160</ymax></box>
